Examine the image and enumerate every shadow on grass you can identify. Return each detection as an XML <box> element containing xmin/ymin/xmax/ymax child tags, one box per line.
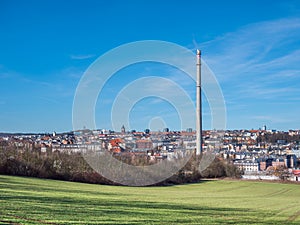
<box><xmin>1</xmin><ymin>194</ymin><xmax>291</xmax><ymax>224</ymax></box>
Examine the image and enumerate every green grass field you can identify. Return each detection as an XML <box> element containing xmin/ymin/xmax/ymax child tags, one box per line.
<box><xmin>0</xmin><ymin>175</ymin><xmax>300</xmax><ymax>224</ymax></box>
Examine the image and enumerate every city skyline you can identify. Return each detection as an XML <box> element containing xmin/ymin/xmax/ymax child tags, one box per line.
<box><xmin>1</xmin><ymin>1</ymin><xmax>300</xmax><ymax>132</ymax></box>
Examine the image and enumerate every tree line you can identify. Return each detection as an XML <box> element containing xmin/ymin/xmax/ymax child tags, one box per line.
<box><xmin>0</xmin><ymin>143</ymin><xmax>242</xmax><ymax>185</ymax></box>
<box><xmin>256</xmin><ymin>133</ymin><xmax>300</xmax><ymax>144</ymax></box>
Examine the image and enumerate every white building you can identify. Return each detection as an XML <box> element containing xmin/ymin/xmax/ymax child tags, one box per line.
<box><xmin>234</xmin><ymin>159</ymin><xmax>259</xmax><ymax>173</ymax></box>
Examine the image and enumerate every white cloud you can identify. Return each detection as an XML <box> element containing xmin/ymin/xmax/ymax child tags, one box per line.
<box><xmin>201</xmin><ymin>17</ymin><xmax>300</xmax><ymax>80</ymax></box>
<box><xmin>251</xmin><ymin>115</ymin><xmax>293</xmax><ymax>124</ymax></box>
<box><xmin>70</xmin><ymin>54</ymin><xmax>95</xmax><ymax>60</ymax></box>
<box><xmin>198</xmin><ymin>18</ymin><xmax>300</xmax><ymax>102</ymax></box>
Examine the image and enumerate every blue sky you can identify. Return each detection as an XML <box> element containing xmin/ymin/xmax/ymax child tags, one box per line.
<box><xmin>1</xmin><ymin>0</ymin><xmax>300</xmax><ymax>132</ymax></box>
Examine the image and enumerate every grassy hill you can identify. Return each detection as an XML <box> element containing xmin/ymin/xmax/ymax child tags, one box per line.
<box><xmin>1</xmin><ymin>175</ymin><xmax>300</xmax><ymax>224</ymax></box>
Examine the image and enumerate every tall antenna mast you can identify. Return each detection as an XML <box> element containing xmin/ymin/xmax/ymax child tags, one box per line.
<box><xmin>196</xmin><ymin>49</ymin><xmax>202</xmax><ymax>155</ymax></box>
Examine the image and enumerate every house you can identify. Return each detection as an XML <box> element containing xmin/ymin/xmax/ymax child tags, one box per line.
<box><xmin>135</xmin><ymin>139</ymin><xmax>153</xmax><ymax>150</ymax></box>
<box><xmin>272</xmin><ymin>158</ymin><xmax>285</xmax><ymax>168</ymax></box>
<box><xmin>234</xmin><ymin>159</ymin><xmax>259</xmax><ymax>173</ymax></box>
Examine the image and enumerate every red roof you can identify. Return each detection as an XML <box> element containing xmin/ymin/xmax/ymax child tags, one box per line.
<box><xmin>293</xmin><ymin>170</ymin><xmax>300</xmax><ymax>176</ymax></box>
